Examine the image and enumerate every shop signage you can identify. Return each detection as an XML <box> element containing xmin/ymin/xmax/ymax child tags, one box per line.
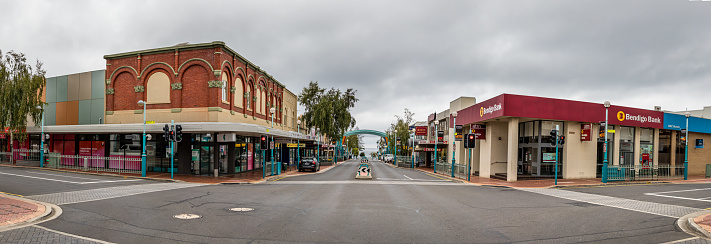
<box><xmin>471</xmin><ymin>124</ymin><xmax>486</xmax><ymax>140</ymax></box>
<box><xmin>217</xmin><ymin>133</ymin><xmax>236</xmax><ymax>142</ymax></box>
<box><xmin>580</xmin><ymin>124</ymin><xmax>592</xmax><ymax>141</ymax></box>
<box><xmin>437</xmin><ymin>131</ymin><xmax>444</xmax><ymax>142</ymax></box>
<box><xmin>415</xmin><ymin>126</ymin><xmax>428</xmax><ymax>136</ymax></box>
<box><xmin>287</xmin><ymin>143</ymin><xmax>306</xmax><ymax>148</ymax></box>
<box><xmin>610</xmin><ymin>105</ymin><xmax>663</xmax><ymax>128</ymax></box>
<box><xmin>542</xmin><ymin>153</ymin><xmax>556</xmax><ymax>162</ymax></box>
<box><xmin>697</xmin><ymin>139</ymin><xmax>704</xmax><ymax>148</ymax></box>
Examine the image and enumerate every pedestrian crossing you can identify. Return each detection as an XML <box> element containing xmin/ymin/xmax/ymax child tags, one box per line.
<box><xmin>26</xmin><ymin>183</ymin><xmax>202</xmax><ymax>205</ymax></box>
<box><xmin>519</xmin><ymin>188</ymin><xmax>702</xmax><ymax>218</ymax></box>
<box><xmin>266</xmin><ymin>180</ymin><xmax>465</xmax><ymax>186</ymax></box>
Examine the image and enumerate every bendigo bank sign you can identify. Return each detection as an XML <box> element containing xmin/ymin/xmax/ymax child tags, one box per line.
<box><xmin>612</xmin><ymin>106</ymin><xmax>663</xmax><ymax>128</ymax></box>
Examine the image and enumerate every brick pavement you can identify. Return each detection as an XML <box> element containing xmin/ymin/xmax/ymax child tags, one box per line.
<box><xmin>0</xmin><ymin>195</ymin><xmax>45</xmax><ymax>228</ymax></box>
<box><xmin>0</xmin><ymin>226</ymin><xmax>102</xmax><ymax>244</ymax></box>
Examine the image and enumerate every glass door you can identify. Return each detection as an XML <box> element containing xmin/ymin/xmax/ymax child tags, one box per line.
<box><xmin>199</xmin><ymin>145</ymin><xmax>213</xmax><ymax>175</ymax></box>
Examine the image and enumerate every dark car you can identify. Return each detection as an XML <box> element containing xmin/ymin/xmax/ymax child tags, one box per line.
<box><xmin>298</xmin><ymin>157</ymin><xmax>320</xmax><ymax>172</ymax></box>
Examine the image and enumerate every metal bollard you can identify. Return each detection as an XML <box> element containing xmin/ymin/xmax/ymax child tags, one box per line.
<box><xmin>84</xmin><ymin>157</ymin><xmax>88</xmax><ymax>171</ymax></box>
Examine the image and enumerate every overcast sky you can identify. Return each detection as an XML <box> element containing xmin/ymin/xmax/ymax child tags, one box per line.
<box><xmin>3</xmin><ymin>0</ymin><xmax>711</xmax><ymax>153</ymax></box>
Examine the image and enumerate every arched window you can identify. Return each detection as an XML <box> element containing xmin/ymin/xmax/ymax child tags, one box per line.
<box><xmin>221</xmin><ymin>73</ymin><xmax>228</xmax><ymax>102</ymax></box>
<box><xmin>246</xmin><ymin>84</ymin><xmax>252</xmax><ymax>110</ymax></box>
<box><xmin>234</xmin><ymin>78</ymin><xmax>243</xmax><ymax>108</ymax></box>
<box><xmin>146</xmin><ymin>72</ymin><xmax>170</xmax><ymax>104</ymax></box>
<box><xmin>261</xmin><ymin>89</ymin><xmax>266</xmax><ymax>115</ymax></box>
<box><xmin>256</xmin><ymin>87</ymin><xmax>262</xmax><ymax>114</ymax></box>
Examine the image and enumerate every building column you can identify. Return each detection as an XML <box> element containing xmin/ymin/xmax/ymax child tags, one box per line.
<box><xmin>634</xmin><ymin>127</ymin><xmax>641</xmax><ymax>166</ymax></box>
<box><xmin>613</xmin><ymin>129</ymin><xmax>620</xmax><ymax>166</ymax></box>
<box><xmin>479</xmin><ymin>123</ymin><xmax>492</xmax><ymax>178</ymax></box>
<box><xmin>653</xmin><ymin>128</ymin><xmax>660</xmax><ymax>166</ymax></box>
<box><xmin>507</xmin><ymin>118</ymin><xmax>519</xmax><ymax>182</ymax></box>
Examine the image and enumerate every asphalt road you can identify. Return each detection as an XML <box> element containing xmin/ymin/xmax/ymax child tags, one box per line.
<box><xmin>1</xmin><ymin>161</ymin><xmax>703</xmax><ymax>243</ymax></box>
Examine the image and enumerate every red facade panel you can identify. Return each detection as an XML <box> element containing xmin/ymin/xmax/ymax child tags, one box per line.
<box><xmin>457</xmin><ymin>94</ymin><xmax>664</xmax><ymax>129</ymax></box>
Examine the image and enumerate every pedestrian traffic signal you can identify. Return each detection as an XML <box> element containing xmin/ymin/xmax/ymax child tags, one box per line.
<box><xmin>260</xmin><ymin>135</ymin><xmax>268</xmax><ymax>150</ymax></box>
<box><xmin>464</xmin><ymin>133</ymin><xmax>476</xmax><ymax>148</ymax></box>
<box><xmin>175</xmin><ymin>125</ymin><xmax>183</xmax><ymax>142</ymax></box>
<box><xmin>558</xmin><ymin>136</ymin><xmax>565</xmax><ymax>145</ymax></box>
<box><xmin>163</xmin><ymin>124</ymin><xmax>170</xmax><ymax>141</ymax></box>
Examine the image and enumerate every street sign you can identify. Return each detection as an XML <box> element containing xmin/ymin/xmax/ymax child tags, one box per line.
<box><xmin>270</xmin><ymin>141</ymin><xmax>274</xmax><ymax>149</ymax></box>
<box><xmin>287</xmin><ymin>143</ymin><xmax>306</xmax><ymax>148</ymax></box>
<box><xmin>146</xmin><ymin>134</ymin><xmax>152</xmax><ymax>140</ymax></box>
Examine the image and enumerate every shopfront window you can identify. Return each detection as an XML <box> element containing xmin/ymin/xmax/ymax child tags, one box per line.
<box><xmin>235</xmin><ymin>136</ymin><xmax>246</xmax><ymax>172</ymax></box>
<box><xmin>657</xmin><ymin>130</ymin><xmax>672</xmax><ymax>165</ymax></box>
<box><xmin>619</xmin><ymin>126</ymin><xmax>635</xmax><ymax>166</ymax></box>
<box><xmin>640</xmin><ymin>128</ymin><xmax>654</xmax><ymax>166</ymax></box>
<box><xmin>541</xmin><ymin>121</ymin><xmax>564</xmax><ymax>145</ymax></box>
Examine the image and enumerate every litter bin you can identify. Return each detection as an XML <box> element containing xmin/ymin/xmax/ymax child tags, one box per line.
<box><xmin>706</xmin><ymin>164</ymin><xmax>711</xmax><ymax>178</ymax></box>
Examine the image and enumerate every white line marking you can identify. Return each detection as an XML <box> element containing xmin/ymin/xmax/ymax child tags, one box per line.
<box><xmin>403</xmin><ymin>175</ymin><xmax>413</xmax><ymax>180</ymax></box>
<box><xmin>0</xmin><ymin>171</ymin><xmax>141</xmax><ymax>184</ymax></box>
<box><xmin>0</xmin><ymin>171</ymin><xmax>82</xmax><ymax>184</ymax></box>
<box><xmin>659</xmin><ymin>237</ymin><xmax>703</xmax><ymax>244</ymax></box>
<box><xmin>32</xmin><ymin>225</ymin><xmax>115</xmax><ymax>243</ymax></box>
<box><xmin>645</xmin><ymin>187</ymin><xmax>711</xmax><ymax>195</ymax></box>
<box><xmin>79</xmin><ymin>179</ymin><xmax>141</xmax><ymax>184</ymax></box>
<box><xmin>645</xmin><ymin>193</ymin><xmax>711</xmax><ymax>203</ymax></box>
<box><xmin>26</xmin><ymin>171</ymin><xmax>105</xmax><ymax>180</ymax></box>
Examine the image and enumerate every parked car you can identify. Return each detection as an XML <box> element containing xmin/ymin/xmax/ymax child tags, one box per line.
<box><xmin>299</xmin><ymin>157</ymin><xmax>320</xmax><ymax>172</ymax></box>
<box><xmin>383</xmin><ymin>154</ymin><xmax>394</xmax><ymax>163</ymax></box>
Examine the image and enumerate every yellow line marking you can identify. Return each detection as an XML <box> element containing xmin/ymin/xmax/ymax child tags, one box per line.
<box><xmin>705</xmin><ymin>208</ymin><xmax>711</xmax><ymax>210</ymax></box>
<box><xmin>0</xmin><ymin>191</ymin><xmax>24</xmax><ymax>197</ymax></box>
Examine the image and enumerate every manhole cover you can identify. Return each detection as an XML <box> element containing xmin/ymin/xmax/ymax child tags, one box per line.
<box><xmin>173</xmin><ymin>214</ymin><xmax>202</xmax><ymax>219</ymax></box>
<box><xmin>229</xmin><ymin>207</ymin><xmax>254</xmax><ymax>212</ymax></box>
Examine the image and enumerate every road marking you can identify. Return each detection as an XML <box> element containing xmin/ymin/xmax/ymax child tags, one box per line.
<box><xmin>78</xmin><ymin>179</ymin><xmax>142</xmax><ymax>184</ymax></box>
<box><xmin>0</xmin><ymin>171</ymin><xmax>140</xmax><ymax>184</ymax></box>
<box><xmin>520</xmin><ymin>188</ymin><xmax>702</xmax><ymax>218</ymax></box>
<box><xmin>0</xmin><ymin>191</ymin><xmax>24</xmax><ymax>197</ymax></box>
<box><xmin>403</xmin><ymin>175</ymin><xmax>413</xmax><ymax>180</ymax></box>
<box><xmin>267</xmin><ymin>180</ymin><xmax>464</xmax><ymax>186</ymax></box>
<box><xmin>660</xmin><ymin>237</ymin><xmax>711</xmax><ymax>244</ymax></box>
<box><xmin>26</xmin><ymin>171</ymin><xmax>108</xmax><ymax>180</ymax></box>
<box><xmin>0</xmin><ymin>171</ymin><xmax>83</xmax><ymax>184</ymax></box>
<box><xmin>26</xmin><ymin>183</ymin><xmax>202</xmax><ymax>205</ymax></box>
<box><xmin>644</xmin><ymin>188</ymin><xmax>711</xmax><ymax>203</ymax></box>
<box><xmin>32</xmin><ymin>225</ymin><xmax>115</xmax><ymax>244</ymax></box>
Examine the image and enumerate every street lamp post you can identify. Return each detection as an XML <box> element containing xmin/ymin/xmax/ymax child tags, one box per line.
<box><xmin>602</xmin><ymin>101</ymin><xmax>610</xmax><ymax>183</ymax></box>
<box><xmin>451</xmin><ymin>111</ymin><xmax>457</xmax><ymax>178</ymax></box>
<box><xmin>36</xmin><ymin>105</ymin><xmax>44</xmax><ymax>168</ymax></box>
<box><xmin>270</xmin><ymin>107</ymin><xmax>276</xmax><ymax>176</ymax></box>
<box><xmin>685</xmin><ymin>111</ymin><xmax>690</xmax><ymax>180</ymax></box>
<box><xmin>434</xmin><ymin>120</ymin><xmax>439</xmax><ymax>174</ymax></box>
<box><xmin>393</xmin><ymin>129</ymin><xmax>397</xmax><ymax>166</ymax></box>
<box><xmin>138</xmin><ymin>100</ymin><xmax>147</xmax><ymax>177</ymax></box>
<box><xmin>316</xmin><ymin>127</ymin><xmax>320</xmax><ymax>163</ymax></box>
<box><xmin>297</xmin><ymin>120</ymin><xmax>301</xmax><ymax>169</ymax></box>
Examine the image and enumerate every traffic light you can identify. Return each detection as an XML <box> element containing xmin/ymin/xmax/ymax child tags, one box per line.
<box><xmin>175</xmin><ymin>125</ymin><xmax>183</xmax><ymax>142</ymax></box>
<box><xmin>163</xmin><ymin>124</ymin><xmax>170</xmax><ymax>141</ymax></box>
<box><xmin>465</xmin><ymin>133</ymin><xmax>476</xmax><ymax>148</ymax></box>
<box><xmin>260</xmin><ymin>135</ymin><xmax>268</xmax><ymax>150</ymax></box>
<box><xmin>550</xmin><ymin>130</ymin><xmax>558</xmax><ymax>146</ymax></box>
<box><xmin>558</xmin><ymin>136</ymin><xmax>565</xmax><ymax>145</ymax></box>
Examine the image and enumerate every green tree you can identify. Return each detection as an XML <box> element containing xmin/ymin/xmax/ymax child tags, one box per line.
<box><xmin>386</xmin><ymin>108</ymin><xmax>414</xmax><ymax>156</ymax></box>
<box><xmin>298</xmin><ymin>81</ymin><xmax>358</xmax><ymax>148</ymax></box>
<box><xmin>0</xmin><ymin>50</ymin><xmax>46</xmax><ymax>147</ymax></box>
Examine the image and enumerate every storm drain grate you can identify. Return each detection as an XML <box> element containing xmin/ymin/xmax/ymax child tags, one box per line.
<box><xmin>229</xmin><ymin>207</ymin><xmax>254</xmax><ymax>212</ymax></box>
<box><xmin>173</xmin><ymin>214</ymin><xmax>202</xmax><ymax>219</ymax></box>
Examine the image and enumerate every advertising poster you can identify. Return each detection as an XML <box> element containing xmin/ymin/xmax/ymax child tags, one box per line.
<box><xmin>543</xmin><ymin>153</ymin><xmax>557</xmax><ymax>162</ymax></box>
